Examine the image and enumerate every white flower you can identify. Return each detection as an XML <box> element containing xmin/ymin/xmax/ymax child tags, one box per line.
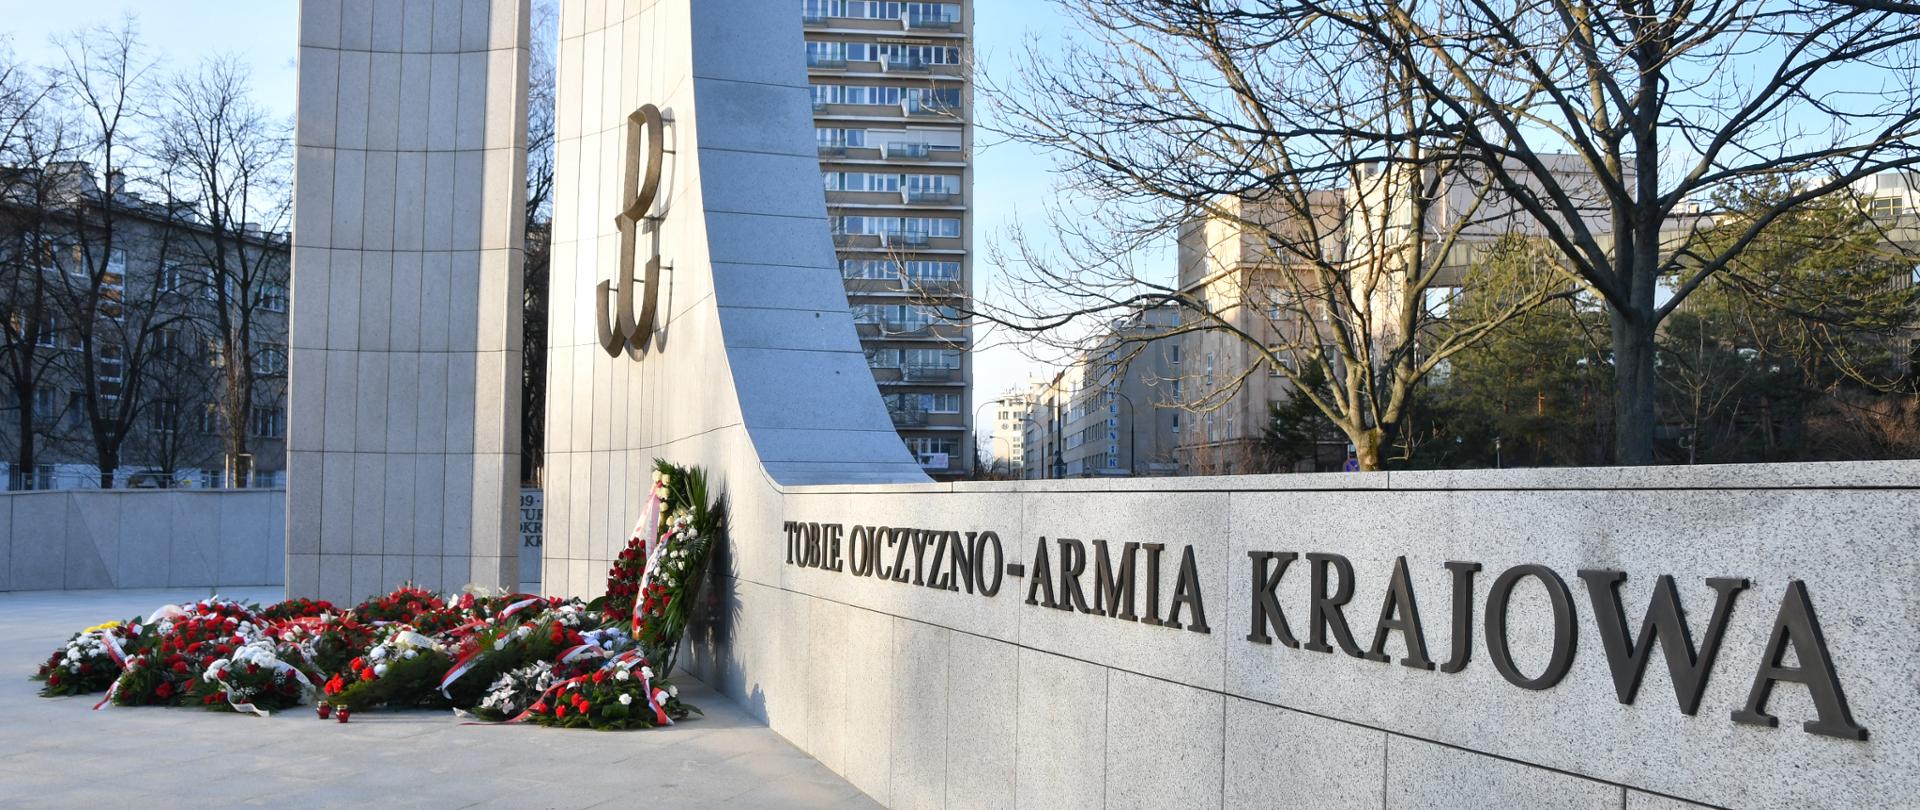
<box><xmin>493</xmin><ymin>638</ymin><xmax>509</xmax><ymax>651</ymax></box>
<box><xmin>640</xmin><ymin>666</ymin><xmax>654</xmax><ymax>680</ymax></box>
<box><xmin>668</xmin><ymin>685</ymin><xmax>678</xmax><ymax>698</ymax></box>
<box><xmin>374</xmin><ymin>664</ymin><xmax>389</xmax><ymax>677</ymax></box>
<box><xmin>618</xmin><ymin>693</ymin><xmax>633</xmax><ymax>706</ymax></box>
<box><xmin>615</xmin><ymin>669</ymin><xmax>631</xmax><ymax>682</ymax></box>
<box><xmin>370</xmin><ymin>647</ymin><xmax>387</xmax><ymax>661</ymax></box>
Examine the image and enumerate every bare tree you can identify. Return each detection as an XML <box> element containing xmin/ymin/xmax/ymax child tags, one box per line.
<box><xmin>1302</xmin><ymin>0</ymin><xmax>1916</xmax><ymax>464</ymax></box>
<box><xmin>50</xmin><ymin>20</ymin><xmax>177</xmax><ymax>487</ymax></box>
<box><xmin>521</xmin><ymin>0</ymin><xmax>558</xmax><ymax>486</ymax></box>
<box><xmin>155</xmin><ymin>55</ymin><xmax>291</xmax><ymax>487</ymax></box>
<box><xmin>981</xmin><ymin>2</ymin><xmax>1569</xmax><ymax>469</ymax></box>
<box><xmin>992</xmin><ymin>0</ymin><xmax>1920</xmax><ymax>466</ymax></box>
<box><xmin>0</xmin><ymin>52</ymin><xmax>70</xmax><ymax>488</ymax></box>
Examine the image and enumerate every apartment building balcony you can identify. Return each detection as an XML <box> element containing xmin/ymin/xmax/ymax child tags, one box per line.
<box><xmin>889</xmin><ymin>408</ymin><xmax>929</xmax><ymax>427</ymax></box>
<box><xmin>880</xmin><ymin>54</ymin><xmax>931</xmax><ymax>73</ymax></box>
<box><xmin>903</xmin><ymin>12</ymin><xmax>960</xmax><ymax>30</ymax></box>
<box><xmin>882</xmin><ymin>231</ymin><xmax>931</xmax><ymax>248</ymax></box>
<box><xmin>843</xmin><ymin>277</ymin><xmax>966</xmax><ymax>297</ymax></box>
<box><xmin>901</xmin><ymin>364</ymin><xmax>959</xmax><ymax>382</ymax></box>
<box><xmin>902</xmin><ymin>97</ymin><xmax>959</xmax><ymax>118</ymax></box>
<box><xmin>884</xmin><ymin>142</ymin><xmax>934</xmax><ymax>160</ymax></box>
<box><xmin>803</xmin><ymin>13</ymin><xmax>828</xmax><ymax>25</ymax></box>
<box><xmin>855</xmin><ymin>320</ymin><xmax>947</xmax><ymax>338</ymax></box>
<box><xmin>818</xmin><ymin>142</ymin><xmax>849</xmax><ymax>156</ymax></box>
<box><xmin>806</xmin><ymin>55</ymin><xmax>849</xmax><ymax>69</ymax></box>
<box><xmin>833</xmin><ymin>232</ymin><xmax>882</xmax><ymax>248</ymax></box>
<box><xmin>901</xmin><ymin>278</ymin><xmax>966</xmax><ymax>297</ymax></box>
<box><xmin>902</xmin><ymin>188</ymin><xmax>954</xmax><ymax>204</ymax></box>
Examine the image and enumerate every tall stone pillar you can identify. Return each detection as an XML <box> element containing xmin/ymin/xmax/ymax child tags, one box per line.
<box><xmin>288</xmin><ymin>0</ymin><xmax>529</xmax><ymax>603</ymax></box>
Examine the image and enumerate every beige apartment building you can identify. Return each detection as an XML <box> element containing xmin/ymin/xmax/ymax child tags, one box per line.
<box><xmin>803</xmin><ymin>0</ymin><xmax>974</xmax><ymax>477</ymax></box>
<box><xmin>1170</xmin><ymin>194</ymin><xmax>1347</xmax><ymax>475</ymax></box>
<box><xmin>1169</xmin><ymin>165</ymin><xmax>1919</xmax><ymax>476</ymax></box>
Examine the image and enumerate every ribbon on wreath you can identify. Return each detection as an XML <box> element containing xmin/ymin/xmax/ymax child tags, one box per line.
<box><xmin>200</xmin><ymin>655</ymin><xmax>315</xmax><ymax>718</ymax></box>
<box><xmin>437</xmin><ymin>597</ymin><xmax>563</xmax><ymax>698</ymax></box>
<box><xmin>630</xmin><ymin>481</ymin><xmax>667</xmax><ymax>636</ymax></box>
<box><xmin>491</xmin><ymin>650</ymin><xmax>673</xmax><ymax>727</ymax></box>
<box><xmin>91</xmin><ymin>628</ymin><xmax>134</xmax><ymax>711</ymax></box>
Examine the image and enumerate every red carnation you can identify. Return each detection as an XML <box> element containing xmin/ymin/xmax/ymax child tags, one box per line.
<box><xmin>46</xmin><ymin>674</ymin><xmax>61</xmax><ymax>686</ymax></box>
<box><xmin>155</xmin><ymin>682</ymin><xmax>174</xmax><ymax>699</ymax></box>
<box><xmin>172</xmin><ymin>661</ymin><xmax>189</xmax><ymax>674</ymax></box>
<box><xmin>360</xmin><ymin>669</ymin><xmax>376</xmax><ymax>682</ymax></box>
<box><xmin>577</xmin><ymin>699</ymin><xmax>591</xmax><ymax>713</ymax></box>
<box><xmin>554</xmin><ymin>705</ymin><xmax>566</xmax><ymax>718</ymax></box>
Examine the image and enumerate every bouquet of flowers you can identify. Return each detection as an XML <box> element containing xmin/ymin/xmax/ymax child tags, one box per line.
<box><xmin>186</xmin><ymin>637</ymin><xmax>312</xmax><ymax>715</ymax></box>
<box><xmin>279</xmin><ymin>613</ymin><xmax>375</xmax><ymax>683</ymax></box>
<box><xmin>597</xmin><ymin>461</ymin><xmax>723</xmax><ymax>675</ymax></box>
<box><xmin>108</xmin><ymin>598</ymin><xmax>267</xmax><ymax>706</ymax></box>
<box><xmin>260</xmin><ymin>597</ymin><xmax>338</xmax><ymax>623</ymax></box>
<box><xmin>320</xmin><ymin>624</ymin><xmax>455</xmax><ymax>711</ymax></box>
<box><xmin>31</xmin><ymin>618</ymin><xmax>142</xmax><ymax>697</ymax></box>
<box><xmin>525</xmin><ymin>655</ymin><xmax>699</xmax><ymax>731</ymax></box>
<box><xmin>349</xmin><ymin>585</ymin><xmax>445</xmax><ymax>626</ymax></box>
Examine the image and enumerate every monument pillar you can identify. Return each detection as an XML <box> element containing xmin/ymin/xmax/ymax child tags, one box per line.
<box><xmin>288</xmin><ymin>0</ymin><xmax>529</xmax><ymax>602</ymax></box>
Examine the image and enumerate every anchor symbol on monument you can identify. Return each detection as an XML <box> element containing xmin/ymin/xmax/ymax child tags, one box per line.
<box><xmin>598</xmin><ymin>104</ymin><xmax>672</xmax><ymax>359</ymax></box>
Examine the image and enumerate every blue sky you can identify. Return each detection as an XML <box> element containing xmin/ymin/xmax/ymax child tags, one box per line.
<box><xmin>1</xmin><ymin>0</ymin><xmax>1078</xmax><ymax>424</ymax></box>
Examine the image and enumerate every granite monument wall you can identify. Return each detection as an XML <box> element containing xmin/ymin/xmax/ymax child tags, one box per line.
<box><xmin>1</xmin><ymin>489</ymin><xmax>285</xmax><ymax>592</ymax></box>
<box><xmin>290</xmin><ymin>0</ymin><xmax>530</xmax><ymax>603</ymax></box>
<box><xmin>514</xmin><ymin>1</ymin><xmax>1917</xmax><ymax>807</ymax></box>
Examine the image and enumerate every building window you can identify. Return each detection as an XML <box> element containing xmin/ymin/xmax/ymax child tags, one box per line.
<box><xmin>159</xmin><ymin>264</ymin><xmax>190</xmax><ymax>294</ymax></box>
<box><xmin>255</xmin><ymin>281</ymin><xmax>289</xmax><ymax>312</ymax></box>
<box><xmin>906</xmin><ymin>436</ymin><xmax>958</xmax><ymax>468</ymax></box>
<box><xmin>200</xmin><ymin>402</ymin><xmax>223</xmax><ymax>435</ymax></box>
<box><xmin>150</xmin><ymin>400</ymin><xmax>180</xmax><ymax>434</ymax></box>
<box><xmin>1423</xmin><ymin>286</ymin><xmax>1457</xmax><ymax>319</ymax></box>
<box><xmin>252</xmin><ymin>343</ymin><xmax>288</xmax><ymax>376</ymax></box>
<box><xmin>31</xmin><ymin>388</ymin><xmax>59</xmax><ymax>425</ymax></box>
<box><xmin>249</xmin><ymin>404</ymin><xmax>285</xmax><ymax>438</ymax></box>
<box><xmin>817</xmin><ymin>127</ymin><xmax>867</xmax><ymax>148</ymax></box>
<box><xmin>97</xmin><ymin>345</ymin><xmax>125</xmax><ymax>386</ymax></box>
<box><xmin>33</xmin><ymin>312</ymin><xmax>61</xmax><ymax>348</ymax></box>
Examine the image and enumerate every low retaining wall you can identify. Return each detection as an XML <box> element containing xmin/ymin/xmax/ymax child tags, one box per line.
<box><xmin>683</xmin><ymin>461</ymin><xmax>1919</xmax><ymax>810</ymax></box>
<box><xmin>0</xmin><ymin>489</ymin><xmax>285</xmax><ymax>592</ymax></box>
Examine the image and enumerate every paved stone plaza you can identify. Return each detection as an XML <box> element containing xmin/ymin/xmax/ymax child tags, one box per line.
<box><xmin>0</xmin><ymin>587</ymin><xmax>879</xmax><ymax>808</ymax></box>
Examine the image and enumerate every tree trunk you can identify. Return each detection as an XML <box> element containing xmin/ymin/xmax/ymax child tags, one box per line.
<box><xmin>14</xmin><ymin>397</ymin><xmax>34</xmax><ymax>491</ymax></box>
<box><xmin>1610</xmin><ymin>309</ymin><xmax>1658</xmax><ymax>465</ymax></box>
<box><xmin>1350</xmin><ymin>426</ymin><xmax>1386</xmax><ymax>471</ymax></box>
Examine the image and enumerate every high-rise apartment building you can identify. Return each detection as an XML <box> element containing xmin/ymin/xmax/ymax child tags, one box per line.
<box><xmin>802</xmin><ymin>0</ymin><xmax>973</xmax><ymax>477</ymax></box>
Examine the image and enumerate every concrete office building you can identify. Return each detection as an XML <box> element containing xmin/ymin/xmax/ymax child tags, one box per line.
<box><xmin>803</xmin><ymin>0</ymin><xmax>974</xmax><ymax>477</ymax></box>
<box><xmin>1020</xmin><ymin>306</ymin><xmax>1181</xmax><ymax>478</ymax></box>
<box><xmin>0</xmin><ymin>164</ymin><xmax>291</xmax><ymax>490</ymax></box>
<box><xmin>982</xmin><ymin>390</ymin><xmax>1028</xmax><ymax>476</ymax></box>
